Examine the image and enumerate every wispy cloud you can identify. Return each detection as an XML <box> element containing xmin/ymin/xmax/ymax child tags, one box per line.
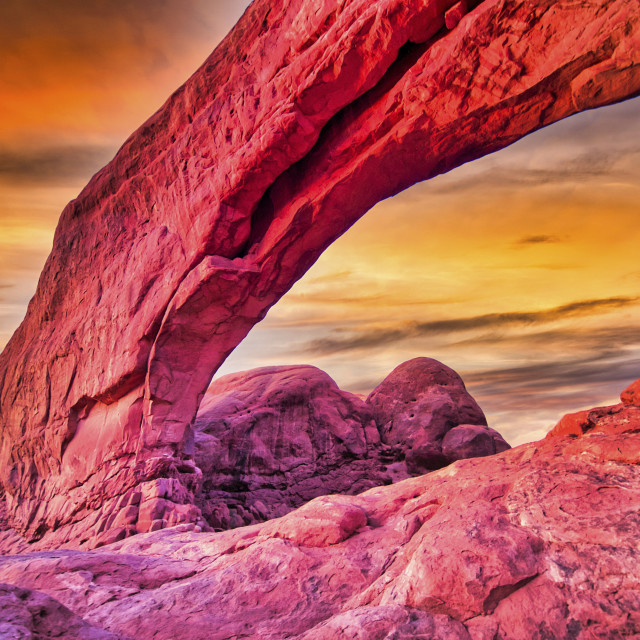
<box><xmin>0</xmin><ymin>145</ymin><xmax>115</xmax><ymax>185</ymax></box>
<box><xmin>300</xmin><ymin>297</ymin><xmax>639</xmax><ymax>355</ymax></box>
<box><xmin>515</xmin><ymin>234</ymin><xmax>561</xmax><ymax>246</ymax></box>
<box><xmin>423</xmin><ymin>147</ymin><xmax>640</xmax><ymax>196</ymax></box>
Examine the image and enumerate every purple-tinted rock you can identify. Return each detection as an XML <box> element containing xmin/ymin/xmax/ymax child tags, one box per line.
<box><xmin>0</xmin><ymin>0</ymin><xmax>637</xmax><ymax>548</ymax></box>
<box><xmin>442</xmin><ymin>424</ymin><xmax>511</xmax><ymax>461</ymax></box>
<box><xmin>193</xmin><ymin>365</ymin><xmax>396</xmax><ymax>528</ymax></box>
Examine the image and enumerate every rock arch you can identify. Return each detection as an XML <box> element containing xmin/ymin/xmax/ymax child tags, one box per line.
<box><xmin>0</xmin><ymin>0</ymin><xmax>638</xmax><ymax>548</ymax></box>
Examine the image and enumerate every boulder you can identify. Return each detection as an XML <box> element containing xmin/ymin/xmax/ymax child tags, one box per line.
<box><xmin>0</xmin><ymin>583</ymin><xmax>124</xmax><ymax>640</ymax></box>
<box><xmin>193</xmin><ymin>365</ymin><xmax>395</xmax><ymax>529</ymax></box>
<box><xmin>366</xmin><ymin>358</ymin><xmax>508</xmax><ymax>472</ymax></box>
<box><xmin>193</xmin><ymin>361</ymin><xmax>508</xmax><ymax>530</ymax></box>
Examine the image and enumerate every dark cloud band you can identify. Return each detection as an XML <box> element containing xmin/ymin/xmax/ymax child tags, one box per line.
<box><xmin>0</xmin><ymin>145</ymin><xmax>115</xmax><ymax>185</ymax></box>
<box><xmin>301</xmin><ymin>296</ymin><xmax>639</xmax><ymax>355</ymax></box>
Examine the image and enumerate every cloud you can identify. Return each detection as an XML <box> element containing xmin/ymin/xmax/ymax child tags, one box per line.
<box><xmin>422</xmin><ymin>146</ymin><xmax>640</xmax><ymax>196</ymax></box>
<box><xmin>0</xmin><ymin>1</ymin><xmax>249</xmax><ymax>76</ymax></box>
<box><xmin>0</xmin><ymin>145</ymin><xmax>115</xmax><ymax>185</ymax></box>
<box><xmin>301</xmin><ymin>296</ymin><xmax>639</xmax><ymax>355</ymax></box>
<box><xmin>463</xmin><ymin>349</ymin><xmax>640</xmax><ymax>419</ymax></box>
<box><xmin>515</xmin><ymin>235</ymin><xmax>561</xmax><ymax>246</ymax></box>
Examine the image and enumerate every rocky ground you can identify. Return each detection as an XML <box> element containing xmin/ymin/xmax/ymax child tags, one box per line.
<box><xmin>0</xmin><ymin>375</ymin><xmax>638</xmax><ymax>639</ymax></box>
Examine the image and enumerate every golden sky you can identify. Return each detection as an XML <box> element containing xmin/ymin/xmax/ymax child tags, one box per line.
<box><xmin>1</xmin><ymin>1</ymin><xmax>639</xmax><ymax>446</ymax></box>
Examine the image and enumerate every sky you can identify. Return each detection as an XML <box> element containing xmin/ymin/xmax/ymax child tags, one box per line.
<box><xmin>1</xmin><ymin>1</ymin><xmax>639</xmax><ymax>447</ymax></box>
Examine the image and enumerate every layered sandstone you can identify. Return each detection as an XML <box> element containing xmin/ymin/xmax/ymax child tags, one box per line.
<box><xmin>0</xmin><ymin>391</ymin><xmax>638</xmax><ymax>639</ymax></box>
<box><xmin>1</xmin><ymin>0</ymin><xmax>639</xmax><ymax>546</ymax></box>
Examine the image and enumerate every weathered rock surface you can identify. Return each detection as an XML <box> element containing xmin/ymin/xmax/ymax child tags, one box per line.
<box><xmin>0</xmin><ymin>391</ymin><xmax>638</xmax><ymax>639</ymax></box>
<box><xmin>367</xmin><ymin>357</ymin><xmax>508</xmax><ymax>472</ymax></box>
<box><xmin>193</xmin><ymin>360</ymin><xmax>506</xmax><ymax>529</ymax></box>
<box><xmin>1</xmin><ymin>0</ymin><xmax>639</xmax><ymax>546</ymax></box>
<box><xmin>0</xmin><ymin>583</ymin><xmax>125</xmax><ymax>639</ymax></box>
<box><xmin>194</xmin><ymin>365</ymin><xmax>394</xmax><ymax>529</ymax></box>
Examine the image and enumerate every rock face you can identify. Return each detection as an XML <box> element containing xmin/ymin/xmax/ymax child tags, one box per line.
<box><xmin>193</xmin><ymin>360</ymin><xmax>507</xmax><ymax>530</ymax></box>
<box><xmin>367</xmin><ymin>358</ymin><xmax>508</xmax><ymax>472</ymax></box>
<box><xmin>0</xmin><ymin>583</ymin><xmax>124</xmax><ymax>640</ymax></box>
<box><xmin>0</xmin><ymin>391</ymin><xmax>638</xmax><ymax>639</ymax></box>
<box><xmin>1</xmin><ymin>0</ymin><xmax>639</xmax><ymax>546</ymax></box>
<box><xmin>194</xmin><ymin>365</ymin><xmax>393</xmax><ymax>529</ymax></box>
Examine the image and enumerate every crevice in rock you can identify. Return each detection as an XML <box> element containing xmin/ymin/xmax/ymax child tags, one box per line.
<box><xmin>482</xmin><ymin>572</ymin><xmax>539</xmax><ymax>614</ymax></box>
<box><xmin>240</xmin><ymin>31</ymin><xmax>449</xmax><ymax>258</ymax></box>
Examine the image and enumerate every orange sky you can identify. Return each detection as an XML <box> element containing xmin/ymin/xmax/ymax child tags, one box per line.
<box><xmin>1</xmin><ymin>1</ymin><xmax>639</xmax><ymax>446</ymax></box>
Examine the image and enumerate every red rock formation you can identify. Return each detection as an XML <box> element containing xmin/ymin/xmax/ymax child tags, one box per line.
<box><xmin>0</xmin><ymin>394</ymin><xmax>638</xmax><ymax>639</ymax></box>
<box><xmin>193</xmin><ymin>360</ymin><xmax>506</xmax><ymax>530</ymax></box>
<box><xmin>0</xmin><ymin>583</ymin><xmax>124</xmax><ymax>639</ymax></box>
<box><xmin>1</xmin><ymin>0</ymin><xmax>639</xmax><ymax>547</ymax></box>
<box><xmin>366</xmin><ymin>357</ymin><xmax>508</xmax><ymax>472</ymax></box>
<box><xmin>194</xmin><ymin>365</ymin><xmax>394</xmax><ymax>529</ymax></box>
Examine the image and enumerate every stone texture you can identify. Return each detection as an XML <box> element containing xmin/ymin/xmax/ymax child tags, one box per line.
<box><xmin>194</xmin><ymin>365</ymin><xmax>396</xmax><ymax>529</ymax></box>
<box><xmin>367</xmin><ymin>358</ymin><xmax>499</xmax><ymax>472</ymax></box>
<box><xmin>1</xmin><ymin>0</ymin><xmax>639</xmax><ymax>546</ymax></box>
<box><xmin>441</xmin><ymin>424</ymin><xmax>511</xmax><ymax>462</ymax></box>
<box><xmin>0</xmin><ymin>397</ymin><xmax>638</xmax><ymax>639</ymax></box>
<box><xmin>621</xmin><ymin>377</ymin><xmax>640</xmax><ymax>406</ymax></box>
<box><xmin>193</xmin><ymin>361</ymin><xmax>505</xmax><ymax>530</ymax></box>
<box><xmin>0</xmin><ymin>583</ymin><xmax>124</xmax><ymax>639</ymax></box>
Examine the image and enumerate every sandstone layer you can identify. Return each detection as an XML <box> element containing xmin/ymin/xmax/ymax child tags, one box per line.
<box><xmin>1</xmin><ymin>0</ymin><xmax>639</xmax><ymax>546</ymax></box>
<box><xmin>193</xmin><ymin>358</ymin><xmax>506</xmax><ymax>529</ymax></box>
<box><xmin>0</xmin><ymin>390</ymin><xmax>638</xmax><ymax>639</ymax></box>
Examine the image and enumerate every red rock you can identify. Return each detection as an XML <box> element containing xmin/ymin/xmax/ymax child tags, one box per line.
<box><xmin>366</xmin><ymin>358</ymin><xmax>506</xmax><ymax>472</ymax></box>
<box><xmin>194</xmin><ymin>365</ymin><xmax>397</xmax><ymax>529</ymax></box>
<box><xmin>621</xmin><ymin>378</ymin><xmax>640</xmax><ymax>406</ymax></box>
<box><xmin>193</xmin><ymin>361</ymin><xmax>507</xmax><ymax>530</ymax></box>
<box><xmin>1</xmin><ymin>0</ymin><xmax>639</xmax><ymax>546</ymax></box>
<box><xmin>0</xmin><ymin>398</ymin><xmax>638</xmax><ymax>639</ymax></box>
<box><xmin>441</xmin><ymin>424</ymin><xmax>510</xmax><ymax>461</ymax></box>
<box><xmin>445</xmin><ymin>0</ymin><xmax>469</xmax><ymax>30</ymax></box>
<box><xmin>0</xmin><ymin>583</ymin><xmax>123</xmax><ymax>639</ymax></box>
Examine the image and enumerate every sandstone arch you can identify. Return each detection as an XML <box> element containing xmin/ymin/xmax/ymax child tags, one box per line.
<box><xmin>1</xmin><ymin>0</ymin><xmax>638</xmax><ymax>548</ymax></box>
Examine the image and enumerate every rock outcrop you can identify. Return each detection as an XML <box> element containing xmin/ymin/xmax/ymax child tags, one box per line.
<box><xmin>1</xmin><ymin>0</ymin><xmax>639</xmax><ymax>547</ymax></box>
<box><xmin>0</xmin><ymin>389</ymin><xmax>638</xmax><ymax>639</ymax></box>
<box><xmin>367</xmin><ymin>357</ymin><xmax>508</xmax><ymax>472</ymax></box>
<box><xmin>193</xmin><ymin>359</ymin><xmax>507</xmax><ymax>530</ymax></box>
<box><xmin>0</xmin><ymin>583</ymin><xmax>124</xmax><ymax>640</ymax></box>
<box><xmin>194</xmin><ymin>365</ymin><xmax>394</xmax><ymax>530</ymax></box>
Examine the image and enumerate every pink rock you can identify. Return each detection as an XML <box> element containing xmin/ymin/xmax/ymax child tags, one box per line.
<box><xmin>0</xmin><ymin>398</ymin><xmax>638</xmax><ymax>639</ymax></box>
<box><xmin>193</xmin><ymin>365</ymin><xmax>394</xmax><ymax>529</ymax></box>
<box><xmin>441</xmin><ymin>424</ymin><xmax>510</xmax><ymax>461</ymax></box>
<box><xmin>193</xmin><ymin>362</ymin><xmax>507</xmax><ymax>530</ymax></box>
<box><xmin>621</xmin><ymin>378</ymin><xmax>640</xmax><ymax>406</ymax></box>
<box><xmin>0</xmin><ymin>0</ymin><xmax>639</xmax><ymax>547</ymax></box>
<box><xmin>367</xmin><ymin>358</ymin><xmax>508</xmax><ymax>472</ymax></box>
<box><xmin>0</xmin><ymin>583</ymin><xmax>123</xmax><ymax>639</ymax></box>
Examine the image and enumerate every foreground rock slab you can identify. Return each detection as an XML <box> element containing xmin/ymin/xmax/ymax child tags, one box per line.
<box><xmin>1</xmin><ymin>396</ymin><xmax>638</xmax><ymax>639</ymax></box>
<box><xmin>0</xmin><ymin>583</ymin><xmax>125</xmax><ymax>640</ymax></box>
<box><xmin>1</xmin><ymin>0</ymin><xmax>639</xmax><ymax>547</ymax></box>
